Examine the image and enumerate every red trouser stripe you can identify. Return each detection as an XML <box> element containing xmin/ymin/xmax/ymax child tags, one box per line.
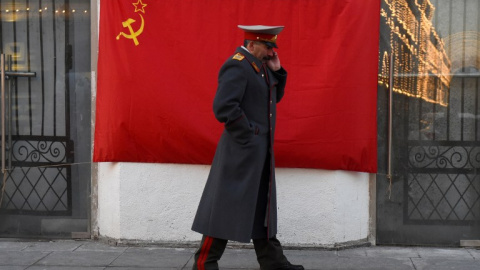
<box><xmin>197</xmin><ymin>236</ymin><xmax>213</xmax><ymax>270</ymax></box>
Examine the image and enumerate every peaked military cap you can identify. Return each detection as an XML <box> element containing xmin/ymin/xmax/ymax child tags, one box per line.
<box><xmin>238</xmin><ymin>25</ymin><xmax>284</xmax><ymax>48</ymax></box>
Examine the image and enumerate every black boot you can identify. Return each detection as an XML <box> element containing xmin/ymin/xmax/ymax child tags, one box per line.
<box><xmin>192</xmin><ymin>235</ymin><xmax>227</xmax><ymax>270</ymax></box>
<box><xmin>253</xmin><ymin>237</ymin><xmax>304</xmax><ymax>270</ymax></box>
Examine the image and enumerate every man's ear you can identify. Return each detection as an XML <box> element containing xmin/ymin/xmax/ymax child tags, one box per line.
<box><xmin>246</xmin><ymin>41</ymin><xmax>254</xmax><ymax>51</ymax></box>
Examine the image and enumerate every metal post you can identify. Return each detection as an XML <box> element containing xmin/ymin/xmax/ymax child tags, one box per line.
<box><xmin>0</xmin><ymin>54</ymin><xmax>4</xmax><ymax>207</ymax></box>
<box><xmin>1</xmin><ymin>54</ymin><xmax>5</xmax><ymax>173</ymax></box>
<box><xmin>387</xmin><ymin>52</ymin><xmax>394</xmax><ymax>199</ymax></box>
<box><xmin>7</xmin><ymin>55</ymin><xmax>12</xmax><ymax>171</ymax></box>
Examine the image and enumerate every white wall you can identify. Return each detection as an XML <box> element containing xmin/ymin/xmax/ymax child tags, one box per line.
<box><xmin>97</xmin><ymin>162</ymin><xmax>371</xmax><ymax>247</ymax></box>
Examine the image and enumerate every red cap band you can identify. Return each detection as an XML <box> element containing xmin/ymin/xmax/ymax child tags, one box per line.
<box><xmin>244</xmin><ymin>32</ymin><xmax>277</xmax><ymax>44</ymax></box>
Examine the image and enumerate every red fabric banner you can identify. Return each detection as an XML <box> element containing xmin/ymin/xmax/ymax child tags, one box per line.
<box><xmin>94</xmin><ymin>0</ymin><xmax>380</xmax><ymax>172</ymax></box>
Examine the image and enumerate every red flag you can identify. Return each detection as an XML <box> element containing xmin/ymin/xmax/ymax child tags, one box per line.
<box><xmin>94</xmin><ymin>0</ymin><xmax>380</xmax><ymax>172</ymax></box>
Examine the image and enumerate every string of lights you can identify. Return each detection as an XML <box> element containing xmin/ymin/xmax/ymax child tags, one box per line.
<box><xmin>379</xmin><ymin>0</ymin><xmax>451</xmax><ymax>107</ymax></box>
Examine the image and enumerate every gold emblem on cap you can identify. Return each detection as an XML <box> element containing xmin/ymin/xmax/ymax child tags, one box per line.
<box><xmin>256</xmin><ymin>35</ymin><xmax>277</xmax><ymax>42</ymax></box>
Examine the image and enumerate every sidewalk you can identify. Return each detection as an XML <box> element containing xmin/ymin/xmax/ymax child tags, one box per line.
<box><xmin>1</xmin><ymin>239</ymin><xmax>479</xmax><ymax>270</ymax></box>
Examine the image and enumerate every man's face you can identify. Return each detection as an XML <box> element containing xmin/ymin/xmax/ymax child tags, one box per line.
<box><xmin>250</xmin><ymin>42</ymin><xmax>274</xmax><ymax>62</ymax></box>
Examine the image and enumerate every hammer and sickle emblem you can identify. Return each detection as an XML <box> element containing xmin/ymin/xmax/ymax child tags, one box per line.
<box><xmin>116</xmin><ymin>14</ymin><xmax>145</xmax><ymax>46</ymax></box>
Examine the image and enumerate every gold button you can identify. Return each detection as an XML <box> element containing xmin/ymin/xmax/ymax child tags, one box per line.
<box><xmin>270</xmin><ymin>113</ymin><xmax>272</xmax><ymax>117</ymax></box>
<box><xmin>262</xmin><ymin>74</ymin><xmax>264</xmax><ymax>77</ymax></box>
<box><xmin>270</xmin><ymin>100</ymin><xmax>273</xmax><ymax>104</ymax></box>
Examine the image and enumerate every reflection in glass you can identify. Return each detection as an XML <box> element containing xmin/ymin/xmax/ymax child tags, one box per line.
<box><xmin>378</xmin><ymin>0</ymin><xmax>480</xmax><ymax>228</ymax></box>
<box><xmin>0</xmin><ymin>0</ymin><xmax>91</xmax><ymax>237</ymax></box>
<box><xmin>379</xmin><ymin>0</ymin><xmax>451</xmax><ymax>106</ymax></box>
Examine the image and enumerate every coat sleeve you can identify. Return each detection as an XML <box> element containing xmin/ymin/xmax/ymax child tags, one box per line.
<box><xmin>213</xmin><ymin>61</ymin><xmax>253</xmax><ymax>144</ymax></box>
<box><xmin>272</xmin><ymin>67</ymin><xmax>287</xmax><ymax>103</ymax></box>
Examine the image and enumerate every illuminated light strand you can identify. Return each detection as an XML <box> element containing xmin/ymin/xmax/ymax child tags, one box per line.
<box><xmin>1</xmin><ymin>8</ymin><xmax>88</xmax><ymax>13</ymax></box>
<box><xmin>379</xmin><ymin>0</ymin><xmax>451</xmax><ymax>107</ymax></box>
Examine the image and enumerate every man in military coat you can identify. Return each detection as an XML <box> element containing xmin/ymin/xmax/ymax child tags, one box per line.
<box><xmin>191</xmin><ymin>25</ymin><xmax>303</xmax><ymax>270</ymax></box>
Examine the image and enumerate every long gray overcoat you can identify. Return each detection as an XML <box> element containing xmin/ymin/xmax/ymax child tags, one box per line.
<box><xmin>192</xmin><ymin>47</ymin><xmax>287</xmax><ymax>243</ymax></box>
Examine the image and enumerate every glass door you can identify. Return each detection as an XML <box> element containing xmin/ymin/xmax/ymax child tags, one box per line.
<box><xmin>377</xmin><ymin>0</ymin><xmax>480</xmax><ymax>245</ymax></box>
<box><xmin>0</xmin><ymin>0</ymin><xmax>91</xmax><ymax>238</ymax></box>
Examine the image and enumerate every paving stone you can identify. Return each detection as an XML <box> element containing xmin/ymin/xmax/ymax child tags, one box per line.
<box><xmin>416</xmin><ymin>247</ymin><xmax>474</xmax><ymax>260</ymax></box>
<box><xmin>0</xmin><ymin>267</ymin><xmax>26</xmax><ymax>270</ymax></box>
<box><xmin>23</xmin><ymin>241</ymin><xmax>84</xmax><ymax>252</ymax></box>
<box><xmin>337</xmin><ymin>247</ymin><xmax>368</xmax><ymax>257</ymax></box>
<box><xmin>184</xmin><ymin>252</ymin><xmax>195</xmax><ymax>268</ymax></box>
<box><xmin>288</xmin><ymin>256</ymin><xmax>413</xmax><ymax>270</ymax></box>
<box><xmin>35</xmin><ymin>251</ymin><xmax>120</xmax><ymax>267</ymax></box>
<box><xmin>105</xmin><ymin>268</ymin><xmax>176</xmax><ymax>270</ymax></box>
<box><xmin>284</xmin><ymin>249</ymin><xmax>338</xmax><ymax>258</ymax></box>
<box><xmin>76</xmin><ymin>242</ymin><xmax>128</xmax><ymax>252</ymax></box>
<box><xmin>111</xmin><ymin>247</ymin><xmax>193</xmax><ymax>268</ymax></box>
<box><xmin>219</xmin><ymin>248</ymin><xmax>259</xmax><ymax>268</ymax></box>
<box><xmin>411</xmin><ymin>258</ymin><xmax>480</xmax><ymax>270</ymax></box>
<box><xmin>219</xmin><ymin>268</ymin><xmax>259</xmax><ymax>270</ymax></box>
<box><xmin>0</xmin><ymin>251</ymin><xmax>49</xmax><ymax>266</ymax></box>
<box><xmin>331</xmin><ymin>257</ymin><xmax>414</xmax><ymax>270</ymax></box>
<box><xmin>466</xmin><ymin>248</ymin><xmax>480</xmax><ymax>260</ymax></box>
<box><xmin>365</xmin><ymin>246</ymin><xmax>420</xmax><ymax>258</ymax></box>
<box><xmin>290</xmin><ymin>255</ymin><xmax>339</xmax><ymax>270</ymax></box>
<box><xmin>0</xmin><ymin>242</ymin><xmax>30</xmax><ymax>251</ymax></box>
<box><xmin>28</xmin><ymin>267</ymin><xmax>105</xmax><ymax>270</ymax></box>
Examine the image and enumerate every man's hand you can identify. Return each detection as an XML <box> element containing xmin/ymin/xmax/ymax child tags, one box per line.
<box><xmin>266</xmin><ymin>51</ymin><xmax>281</xmax><ymax>71</ymax></box>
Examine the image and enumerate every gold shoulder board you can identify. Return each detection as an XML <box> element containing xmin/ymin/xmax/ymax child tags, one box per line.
<box><xmin>232</xmin><ymin>53</ymin><xmax>245</xmax><ymax>61</ymax></box>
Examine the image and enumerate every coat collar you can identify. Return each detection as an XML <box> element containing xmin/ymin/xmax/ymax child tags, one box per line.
<box><xmin>235</xmin><ymin>47</ymin><xmax>264</xmax><ymax>74</ymax></box>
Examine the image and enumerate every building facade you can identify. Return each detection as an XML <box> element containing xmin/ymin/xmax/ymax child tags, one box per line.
<box><xmin>0</xmin><ymin>0</ymin><xmax>478</xmax><ymax>247</ymax></box>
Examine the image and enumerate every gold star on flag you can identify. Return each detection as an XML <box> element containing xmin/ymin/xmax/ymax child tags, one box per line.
<box><xmin>133</xmin><ymin>0</ymin><xmax>147</xmax><ymax>13</ymax></box>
